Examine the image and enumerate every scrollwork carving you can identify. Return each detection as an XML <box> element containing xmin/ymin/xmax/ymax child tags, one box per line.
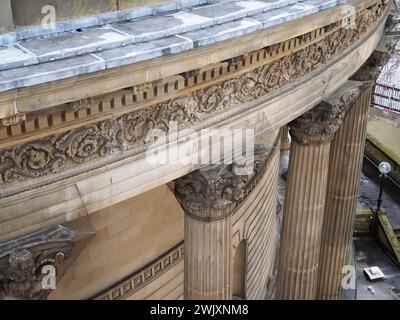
<box><xmin>0</xmin><ymin>143</ymin><xmax>66</xmax><ymax>184</ymax></box>
<box><xmin>0</xmin><ymin>2</ymin><xmax>387</xmax><ymax>186</ymax></box>
<box><xmin>55</xmin><ymin>121</ymin><xmax>120</xmax><ymax>163</ymax></box>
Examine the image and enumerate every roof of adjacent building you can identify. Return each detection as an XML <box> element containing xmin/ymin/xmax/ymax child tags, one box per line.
<box><xmin>0</xmin><ymin>0</ymin><xmax>344</xmax><ymax>92</ymax></box>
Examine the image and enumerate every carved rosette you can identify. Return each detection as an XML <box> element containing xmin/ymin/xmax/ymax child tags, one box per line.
<box><xmin>174</xmin><ymin>144</ymin><xmax>276</xmax><ymax>222</ymax></box>
<box><xmin>0</xmin><ymin>225</ymin><xmax>75</xmax><ymax>300</ymax></box>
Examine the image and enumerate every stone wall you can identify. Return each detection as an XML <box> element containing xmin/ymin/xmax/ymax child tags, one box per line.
<box><xmin>49</xmin><ymin>184</ymin><xmax>184</xmax><ymax>299</ymax></box>
<box><xmin>0</xmin><ymin>1</ymin><xmax>14</xmax><ymax>33</ymax></box>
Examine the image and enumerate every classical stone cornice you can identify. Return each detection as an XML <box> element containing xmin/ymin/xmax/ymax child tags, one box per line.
<box><xmin>0</xmin><ymin>1</ymin><xmax>388</xmax><ymax>195</ymax></box>
<box><xmin>0</xmin><ymin>0</ymin><xmax>383</xmax><ymax>118</ymax></box>
<box><xmin>174</xmin><ymin>141</ymin><xmax>278</xmax><ymax>222</ymax></box>
<box><xmin>290</xmin><ymin>81</ymin><xmax>370</xmax><ymax>145</ymax></box>
<box><xmin>0</xmin><ymin>225</ymin><xmax>75</xmax><ymax>300</ymax></box>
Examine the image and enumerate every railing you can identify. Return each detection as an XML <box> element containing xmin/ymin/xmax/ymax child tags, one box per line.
<box><xmin>372</xmin><ymin>81</ymin><xmax>400</xmax><ymax>113</ymax></box>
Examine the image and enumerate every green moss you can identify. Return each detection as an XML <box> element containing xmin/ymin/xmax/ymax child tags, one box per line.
<box><xmin>366</xmin><ymin>133</ymin><xmax>400</xmax><ymax>165</ymax></box>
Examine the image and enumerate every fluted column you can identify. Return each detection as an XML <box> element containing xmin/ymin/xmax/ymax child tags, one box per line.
<box><xmin>275</xmin><ymin>84</ymin><xmax>362</xmax><ymax>299</ymax></box>
<box><xmin>174</xmin><ymin>145</ymin><xmax>270</xmax><ymax>300</ymax></box>
<box><xmin>276</xmin><ymin>131</ymin><xmax>331</xmax><ymax>300</ymax></box>
<box><xmin>317</xmin><ymin>84</ymin><xmax>373</xmax><ymax>299</ymax></box>
<box><xmin>184</xmin><ymin>215</ymin><xmax>232</xmax><ymax>299</ymax></box>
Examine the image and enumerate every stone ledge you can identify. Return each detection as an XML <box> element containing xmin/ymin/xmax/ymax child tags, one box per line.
<box><xmin>0</xmin><ymin>0</ymin><xmax>346</xmax><ymax>92</ymax></box>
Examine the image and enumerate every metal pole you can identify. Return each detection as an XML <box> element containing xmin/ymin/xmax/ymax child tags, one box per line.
<box><xmin>376</xmin><ymin>173</ymin><xmax>385</xmax><ymax>212</ymax></box>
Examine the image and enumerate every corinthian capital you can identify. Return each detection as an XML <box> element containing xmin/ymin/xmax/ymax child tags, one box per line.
<box><xmin>290</xmin><ymin>81</ymin><xmax>365</xmax><ymax>145</ymax></box>
<box><xmin>174</xmin><ymin>144</ymin><xmax>273</xmax><ymax>222</ymax></box>
<box><xmin>0</xmin><ymin>225</ymin><xmax>75</xmax><ymax>300</ymax></box>
<box><xmin>350</xmin><ymin>49</ymin><xmax>390</xmax><ymax>82</ymax></box>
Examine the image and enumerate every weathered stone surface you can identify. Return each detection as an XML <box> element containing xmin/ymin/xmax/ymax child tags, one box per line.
<box><xmin>0</xmin><ymin>225</ymin><xmax>75</xmax><ymax>300</ymax></box>
<box><xmin>0</xmin><ymin>54</ymin><xmax>104</xmax><ymax>92</ymax></box>
<box><xmin>179</xmin><ymin>19</ymin><xmax>261</xmax><ymax>47</ymax></box>
<box><xmin>0</xmin><ymin>0</ymin><xmax>14</xmax><ymax>34</ymax></box>
<box><xmin>0</xmin><ymin>45</ymin><xmax>36</xmax><ymax>71</ymax></box>
<box><xmin>11</xmin><ymin>0</ymin><xmax>119</xmax><ymax>27</ymax></box>
<box><xmin>20</xmin><ymin>28</ymin><xmax>131</xmax><ymax>63</ymax></box>
<box><xmin>317</xmin><ymin>85</ymin><xmax>373</xmax><ymax>300</ymax></box>
<box><xmin>187</xmin><ymin>0</ymin><xmax>271</xmax><ymax>23</ymax></box>
<box><xmin>174</xmin><ymin>145</ymin><xmax>270</xmax><ymax>221</ymax></box>
<box><xmin>95</xmin><ymin>36</ymin><xmax>193</xmax><ymax>68</ymax></box>
<box><xmin>290</xmin><ymin>82</ymin><xmax>366</xmax><ymax>145</ymax></box>
<box><xmin>0</xmin><ymin>1</ymin><xmax>388</xmax><ymax>195</ymax></box>
<box><xmin>250</xmin><ymin>3</ymin><xmax>320</xmax><ymax>27</ymax></box>
<box><xmin>112</xmin><ymin>11</ymin><xmax>212</xmax><ymax>43</ymax></box>
<box><xmin>0</xmin><ymin>0</ymin><xmax>353</xmax><ymax>92</ymax></box>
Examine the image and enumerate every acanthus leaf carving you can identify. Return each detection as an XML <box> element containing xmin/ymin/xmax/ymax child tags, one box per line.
<box><xmin>0</xmin><ymin>225</ymin><xmax>75</xmax><ymax>300</ymax></box>
<box><xmin>55</xmin><ymin>121</ymin><xmax>121</xmax><ymax>163</ymax></box>
<box><xmin>0</xmin><ymin>143</ymin><xmax>66</xmax><ymax>184</ymax></box>
<box><xmin>290</xmin><ymin>84</ymin><xmax>363</xmax><ymax>144</ymax></box>
<box><xmin>0</xmin><ymin>2</ymin><xmax>387</xmax><ymax>187</ymax></box>
<box><xmin>174</xmin><ymin>142</ymin><xmax>278</xmax><ymax>222</ymax></box>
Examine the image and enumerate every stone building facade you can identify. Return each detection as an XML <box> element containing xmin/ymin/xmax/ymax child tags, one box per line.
<box><xmin>0</xmin><ymin>0</ymin><xmax>391</xmax><ymax>300</ymax></box>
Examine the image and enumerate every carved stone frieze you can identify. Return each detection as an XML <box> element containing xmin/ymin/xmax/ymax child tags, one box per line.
<box><xmin>0</xmin><ymin>225</ymin><xmax>75</xmax><ymax>300</ymax></box>
<box><xmin>174</xmin><ymin>142</ymin><xmax>278</xmax><ymax>222</ymax></box>
<box><xmin>0</xmin><ymin>143</ymin><xmax>66</xmax><ymax>184</ymax></box>
<box><xmin>0</xmin><ymin>2</ymin><xmax>387</xmax><ymax>188</ymax></box>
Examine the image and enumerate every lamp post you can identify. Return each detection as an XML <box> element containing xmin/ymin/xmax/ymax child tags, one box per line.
<box><xmin>376</xmin><ymin>162</ymin><xmax>391</xmax><ymax>212</ymax></box>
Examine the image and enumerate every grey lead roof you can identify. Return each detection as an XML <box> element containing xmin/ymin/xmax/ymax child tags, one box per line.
<box><xmin>0</xmin><ymin>0</ymin><xmax>346</xmax><ymax>93</ymax></box>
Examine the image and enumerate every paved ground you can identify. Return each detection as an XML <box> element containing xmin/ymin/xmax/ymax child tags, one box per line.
<box><xmin>358</xmin><ymin>160</ymin><xmax>400</xmax><ymax>230</ymax></box>
<box><xmin>354</xmin><ymin>236</ymin><xmax>400</xmax><ymax>300</ymax></box>
<box><xmin>355</xmin><ymin>108</ymin><xmax>400</xmax><ymax>300</ymax></box>
<box><xmin>360</xmin><ymin>108</ymin><xmax>400</xmax><ymax>230</ymax></box>
<box><xmin>367</xmin><ymin>108</ymin><xmax>400</xmax><ymax>162</ymax></box>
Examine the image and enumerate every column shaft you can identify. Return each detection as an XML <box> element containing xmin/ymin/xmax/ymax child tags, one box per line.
<box><xmin>276</xmin><ymin>141</ymin><xmax>331</xmax><ymax>299</ymax></box>
<box><xmin>317</xmin><ymin>86</ymin><xmax>372</xmax><ymax>299</ymax></box>
<box><xmin>175</xmin><ymin>144</ymin><xmax>273</xmax><ymax>300</ymax></box>
<box><xmin>185</xmin><ymin>216</ymin><xmax>232</xmax><ymax>299</ymax></box>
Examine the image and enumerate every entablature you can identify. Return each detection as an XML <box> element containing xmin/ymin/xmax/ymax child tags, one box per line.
<box><xmin>0</xmin><ymin>0</ymin><xmax>391</xmax><ymax>240</ymax></box>
<box><xmin>0</xmin><ymin>0</ymin><xmax>382</xmax><ymax>120</ymax></box>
